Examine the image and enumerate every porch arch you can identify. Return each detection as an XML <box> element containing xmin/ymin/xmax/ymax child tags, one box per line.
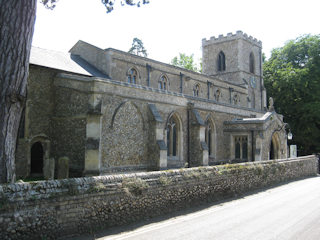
<box><xmin>270</xmin><ymin>132</ymin><xmax>281</xmax><ymax>160</ymax></box>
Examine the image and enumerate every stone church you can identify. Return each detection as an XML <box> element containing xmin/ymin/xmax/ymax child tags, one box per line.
<box><xmin>15</xmin><ymin>31</ymin><xmax>289</xmax><ymax>179</ymax></box>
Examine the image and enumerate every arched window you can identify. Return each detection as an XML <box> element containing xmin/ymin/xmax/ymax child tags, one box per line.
<box><xmin>193</xmin><ymin>84</ymin><xmax>200</xmax><ymax>97</ymax></box>
<box><xmin>159</xmin><ymin>75</ymin><xmax>168</xmax><ymax>90</ymax></box>
<box><xmin>233</xmin><ymin>93</ymin><xmax>240</xmax><ymax>105</ymax></box>
<box><xmin>249</xmin><ymin>52</ymin><xmax>255</xmax><ymax>74</ymax></box>
<box><xmin>217</xmin><ymin>51</ymin><xmax>226</xmax><ymax>72</ymax></box>
<box><xmin>214</xmin><ymin>89</ymin><xmax>221</xmax><ymax>102</ymax></box>
<box><xmin>166</xmin><ymin>114</ymin><xmax>180</xmax><ymax>157</ymax></box>
<box><xmin>127</xmin><ymin>68</ymin><xmax>138</xmax><ymax>84</ymax></box>
<box><xmin>205</xmin><ymin>119</ymin><xmax>215</xmax><ymax>157</ymax></box>
<box><xmin>31</xmin><ymin>142</ymin><xmax>44</xmax><ymax>175</ymax></box>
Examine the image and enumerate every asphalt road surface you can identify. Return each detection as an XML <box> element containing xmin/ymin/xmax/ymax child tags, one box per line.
<box><xmin>78</xmin><ymin>176</ymin><xmax>320</xmax><ymax>240</ymax></box>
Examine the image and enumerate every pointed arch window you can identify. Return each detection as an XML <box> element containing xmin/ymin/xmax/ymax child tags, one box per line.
<box><xmin>214</xmin><ymin>89</ymin><xmax>221</xmax><ymax>102</ymax></box>
<box><xmin>217</xmin><ymin>51</ymin><xmax>226</xmax><ymax>72</ymax></box>
<box><xmin>249</xmin><ymin>52</ymin><xmax>255</xmax><ymax>74</ymax></box>
<box><xmin>128</xmin><ymin>68</ymin><xmax>138</xmax><ymax>84</ymax></box>
<box><xmin>159</xmin><ymin>75</ymin><xmax>168</xmax><ymax>90</ymax></box>
<box><xmin>193</xmin><ymin>84</ymin><xmax>200</xmax><ymax>97</ymax></box>
<box><xmin>205</xmin><ymin>120</ymin><xmax>215</xmax><ymax>157</ymax></box>
<box><xmin>167</xmin><ymin>115</ymin><xmax>179</xmax><ymax>157</ymax></box>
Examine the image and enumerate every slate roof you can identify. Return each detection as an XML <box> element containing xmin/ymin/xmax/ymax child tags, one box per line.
<box><xmin>30</xmin><ymin>46</ymin><xmax>108</xmax><ymax>78</ymax></box>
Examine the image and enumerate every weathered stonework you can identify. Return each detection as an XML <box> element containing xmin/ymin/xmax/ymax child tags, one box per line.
<box><xmin>0</xmin><ymin>156</ymin><xmax>318</xmax><ymax>239</ymax></box>
<box><xmin>15</xmin><ymin>31</ymin><xmax>289</xmax><ymax>178</ymax></box>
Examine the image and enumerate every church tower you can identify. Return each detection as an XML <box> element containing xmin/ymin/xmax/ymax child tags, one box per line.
<box><xmin>202</xmin><ymin>31</ymin><xmax>267</xmax><ymax>111</ymax></box>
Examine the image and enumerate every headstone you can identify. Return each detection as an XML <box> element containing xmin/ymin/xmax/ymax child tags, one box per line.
<box><xmin>290</xmin><ymin>145</ymin><xmax>297</xmax><ymax>158</ymax></box>
<box><xmin>43</xmin><ymin>157</ymin><xmax>55</xmax><ymax>180</ymax></box>
<box><xmin>57</xmin><ymin>157</ymin><xmax>69</xmax><ymax>179</ymax></box>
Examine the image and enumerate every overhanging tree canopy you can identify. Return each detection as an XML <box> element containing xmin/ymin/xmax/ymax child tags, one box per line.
<box><xmin>263</xmin><ymin>34</ymin><xmax>320</xmax><ymax>155</ymax></box>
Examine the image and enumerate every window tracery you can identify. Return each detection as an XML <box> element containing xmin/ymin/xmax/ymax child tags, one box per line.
<box><xmin>127</xmin><ymin>68</ymin><xmax>138</xmax><ymax>84</ymax></box>
<box><xmin>159</xmin><ymin>75</ymin><xmax>168</xmax><ymax>90</ymax></box>
<box><xmin>166</xmin><ymin>115</ymin><xmax>179</xmax><ymax>157</ymax></box>
<box><xmin>193</xmin><ymin>84</ymin><xmax>200</xmax><ymax>97</ymax></box>
<box><xmin>234</xmin><ymin>136</ymin><xmax>248</xmax><ymax>160</ymax></box>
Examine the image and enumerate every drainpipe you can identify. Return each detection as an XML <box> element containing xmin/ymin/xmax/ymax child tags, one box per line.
<box><xmin>229</xmin><ymin>87</ymin><xmax>234</xmax><ymax>104</ymax></box>
<box><xmin>146</xmin><ymin>64</ymin><xmax>151</xmax><ymax>87</ymax></box>
<box><xmin>187</xmin><ymin>103</ymin><xmax>192</xmax><ymax>168</ymax></box>
<box><xmin>251</xmin><ymin>130</ymin><xmax>255</xmax><ymax>162</ymax></box>
<box><xmin>180</xmin><ymin>72</ymin><xmax>183</xmax><ymax>93</ymax></box>
<box><xmin>259</xmin><ymin>49</ymin><xmax>263</xmax><ymax>110</ymax></box>
<box><xmin>207</xmin><ymin>81</ymin><xmax>212</xmax><ymax>99</ymax></box>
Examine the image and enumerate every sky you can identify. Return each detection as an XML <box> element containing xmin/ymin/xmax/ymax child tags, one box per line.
<box><xmin>32</xmin><ymin>0</ymin><xmax>320</xmax><ymax>64</ymax></box>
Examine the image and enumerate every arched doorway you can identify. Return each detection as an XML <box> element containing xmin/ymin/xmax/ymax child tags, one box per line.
<box><xmin>269</xmin><ymin>133</ymin><xmax>280</xmax><ymax>160</ymax></box>
<box><xmin>31</xmin><ymin>142</ymin><xmax>44</xmax><ymax>176</ymax></box>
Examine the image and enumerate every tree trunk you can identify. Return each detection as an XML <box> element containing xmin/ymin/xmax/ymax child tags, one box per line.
<box><xmin>0</xmin><ymin>0</ymin><xmax>37</xmax><ymax>183</ymax></box>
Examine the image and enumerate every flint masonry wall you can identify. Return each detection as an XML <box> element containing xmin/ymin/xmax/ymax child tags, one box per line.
<box><xmin>1</xmin><ymin>156</ymin><xmax>317</xmax><ymax>240</ymax></box>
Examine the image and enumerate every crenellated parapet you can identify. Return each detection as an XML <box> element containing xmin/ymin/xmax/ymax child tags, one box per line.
<box><xmin>202</xmin><ymin>30</ymin><xmax>262</xmax><ymax>48</ymax></box>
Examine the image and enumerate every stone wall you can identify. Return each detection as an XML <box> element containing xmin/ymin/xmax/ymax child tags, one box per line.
<box><xmin>0</xmin><ymin>156</ymin><xmax>318</xmax><ymax>240</ymax></box>
<box><xmin>15</xmin><ymin>66</ymin><xmax>56</xmax><ymax>178</ymax></box>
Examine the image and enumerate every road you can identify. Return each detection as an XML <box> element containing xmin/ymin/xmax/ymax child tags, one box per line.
<box><xmin>78</xmin><ymin>176</ymin><xmax>320</xmax><ymax>240</ymax></box>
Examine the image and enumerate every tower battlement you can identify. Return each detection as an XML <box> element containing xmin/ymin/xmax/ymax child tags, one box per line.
<box><xmin>202</xmin><ymin>31</ymin><xmax>262</xmax><ymax>48</ymax></box>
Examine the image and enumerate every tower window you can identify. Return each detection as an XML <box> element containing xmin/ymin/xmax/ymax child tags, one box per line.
<box><xmin>217</xmin><ymin>51</ymin><xmax>226</xmax><ymax>72</ymax></box>
<box><xmin>249</xmin><ymin>52</ymin><xmax>255</xmax><ymax>74</ymax></box>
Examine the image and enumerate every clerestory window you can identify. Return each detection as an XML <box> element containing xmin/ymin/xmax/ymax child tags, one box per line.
<box><xmin>128</xmin><ymin>68</ymin><xmax>138</xmax><ymax>84</ymax></box>
<box><xmin>159</xmin><ymin>75</ymin><xmax>168</xmax><ymax>90</ymax></box>
<box><xmin>193</xmin><ymin>84</ymin><xmax>200</xmax><ymax>97</ymax></box>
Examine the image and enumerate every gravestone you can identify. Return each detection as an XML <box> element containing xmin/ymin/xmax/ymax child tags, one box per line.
<box><xmin>57</xmin><ymin>156</ymin><xmax>69</xmax><ymax>179</ymax></box>
<box><xmin>43</xmin><ymin>157</ymin><xmax>55</xmax><ymax>180</ymax></box>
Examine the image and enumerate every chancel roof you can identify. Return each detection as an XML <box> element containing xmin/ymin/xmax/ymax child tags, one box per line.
<box><xmin>30</xmin><ymin>46</ymin><xmax>108</xmax><ymax>78</ymax></box>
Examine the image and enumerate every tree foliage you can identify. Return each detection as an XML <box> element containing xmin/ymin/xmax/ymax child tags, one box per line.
<box><xmin>128</xmin><ymin>38</ymin><xmax>148</xmax><ymax>57</ymax></box>
<box><xmin>41</xmin><ymin>0</ymin><xmax>149</xmax><ymax>12</ymax></box>
<box><xmin>171</xmin><ymin>53</ymin><xmax>201</xmax><ymax>73</ymax></box>
<box><xmin>101</xmin><ymin>0</ymin><xmax>149</xmax><ymax>13</ymax></box>
<box><xmin>264</xmin><ymin>34</ymin><xmax>320</xmax><ymax>155</ymax></box>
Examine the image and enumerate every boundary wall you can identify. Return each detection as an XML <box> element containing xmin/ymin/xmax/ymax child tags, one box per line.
<box><xmin>0</xmin><ymin>155</ymin><xmax>318</xmax><ymax>239</ymax></box>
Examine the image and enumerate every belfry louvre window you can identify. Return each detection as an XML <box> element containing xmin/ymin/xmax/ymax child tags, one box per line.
<box><xmin>234</xmin><ymin>136</ymin><xmax>248</xmax><ymax>160</ymax></box>
<box><xmin>159</xmin><ymin>75</ymin><xmax>168</xmax><ymax>90</ymax></box>
<box><xmin>217</xmin><ymin>51</ymin><xmax>226</xmax><ymax>71</ymax></box>
<box><xmin>249</xmin><ymin>52</ymin><xmax>255</xmax><ymax>74</ymax></box>
<box><xmin>128</xmin><ymin>68</ymin><xmax>138</xmax><ymax>84</ymax></box>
